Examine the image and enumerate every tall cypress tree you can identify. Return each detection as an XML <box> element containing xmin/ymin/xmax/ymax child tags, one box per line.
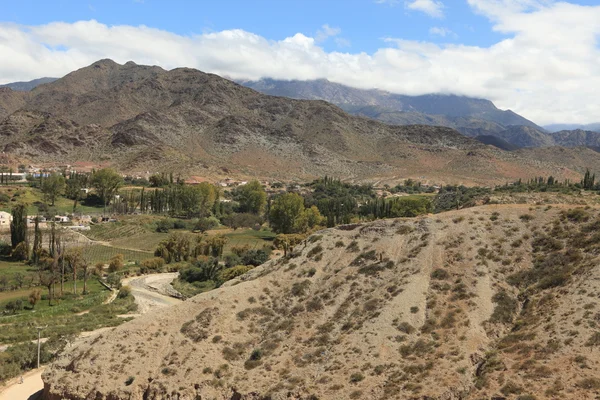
<box><xmin>31</xmin><ymin>216</ymin><xmax>42</xmax><ymax>264</ymax></box>
<box><xmin>10</xmin><ymin>204</ymin><xmax>27</xmax><ymax>249</ymax></box>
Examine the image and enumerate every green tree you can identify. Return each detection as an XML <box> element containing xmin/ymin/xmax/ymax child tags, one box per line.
<box><xmin>269</xmin><ymin>193</ymin><xmax>305</xmax><ymax>234</ymax></box>
<box><xmin>10</xmin><ymin>204</ymin><xmax>27</xmax><ymax>249</ymax></box>
<box><xmin>41</xmin><ymin>173</ymin><xmax>66</xmax><ymax>206</ymax></box>
<box><xmin>234</xmin><ymin>180</ymin><xmax>267</xmax><ymax>214</ymax></box>
<box><xmin>31</xmin><ymin>216</ymin><xmax>42</xmax><ymax>265</ymax></box>
<box><xmin>65</xmin><ymin>176</ymin><xmax>83</xmax><ymax>212</ymax></box>
<box><xmin>91</xmin><ymin>168</ymin><xmax>123</xmax><ymax>215</ymax></box>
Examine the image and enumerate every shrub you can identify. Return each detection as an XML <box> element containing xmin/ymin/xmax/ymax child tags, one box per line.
<box><xmin>577</xmin><ymin>378</ymin><xmax>600</xmax><ymax>390</ymax></box>
<box><xmin>139</xmin><ymin>257</ymin><xmax>165</xmax><ymax>273</ymax></box>
<box><xmin>307</xmin><ymin>244</ymin><xmax>323</xmax><ymax>258</ymax></box>
<box><xmin>125</xmin><ymin>376</ymin><xmax>135</xmax><ymax>386</ymax></box>
<box><xmin>108</xmin><ymin>254</ymin><xmax>124</xmax><ymax>272</ymax></box>
<box><xmin>430</xmin><ymin>268</ymin><xmax>449</xmax><ymax>280</ymax></box>
<box><xmin>155</xmin><ymin>219</ymin><xmax>173</xmax><ymax>233</ymax></box>
<box><xmin>489</xmin><ymin>291</ymin><xmax>518</xmax><ymax>324</ymax></box>
<box><xmin>291</xmin><ymin>280</ymin><xmax>311</xmax><ymax>297</ymax></box>
<box><xmin>11</xmin><ymin>241</ymin><xmax>29</xmax><ymax>261</ymax></box>
<box><xmin>219</xmin><ymin>265</ymin><xmax>254</xmax><ymax>282</ymax></box>
<box><xmin>346</xmin><ymin>241</ymin><xmax>360</xmax><ymax>252</ymax></box>
<box><xmin>519</xmin><ymin>214</ymin><xmax>535</xmax><ymax>221</ymax></box>
<box><xmin>349</xmin><ymin>373</ymin><xmax>364</xmax><ymax>383</ymax></box>
<box><xmin>194</xmin><ymin>217</ymin><xmax>218</xmax><ymax>233</ymax></box>
<box><xmin>117</xmin><ymin>286</ymin><xmax>132</xmax><ymax>299</ymax></box>
<box><xmin>500</xmin><ymin>381</ymin><xmax>523</xmax><ymax>395</ymax></box>
<box><xmin>397</xmin><ymin>322</ymin><xmax>415</xmax><ymax>334</ymax></box>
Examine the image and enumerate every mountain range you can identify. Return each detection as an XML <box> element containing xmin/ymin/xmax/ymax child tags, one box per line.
<box><xmin>0</xmin><ymin>60</ymin><xmax>599</xmax><ymax>184</ymax></box>
<box><xmin>5</xmin><ymin>73</ymin><xmax>600</xmax><ymax>151</ymax></box>
<box><xmin>241</xmin><ymin>78</ymin><xmax>600</xmax><ymax>149</ymax></box>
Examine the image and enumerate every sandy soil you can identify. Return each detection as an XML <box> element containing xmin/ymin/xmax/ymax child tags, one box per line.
<box><xmin>0</xmin><ymin>369</ymin><xmax>44</xmax><ymax>400</ymax></box>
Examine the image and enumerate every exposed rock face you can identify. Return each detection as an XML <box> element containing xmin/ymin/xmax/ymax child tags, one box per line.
<box><xmin>43</xmin><ymin>205</ymin><xmax>600</xmax><ymax>399</ymax></box>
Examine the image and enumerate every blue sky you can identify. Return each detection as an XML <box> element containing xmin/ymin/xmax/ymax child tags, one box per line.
<box><xmin>2</xmin><ymin>0</ymin><xmax>513</xmax><ymax>51</ymax></box>
<box><xmin>1</xmin><ymin>0</ymin><xmax>600</xmax><ymax>124</ymax></box>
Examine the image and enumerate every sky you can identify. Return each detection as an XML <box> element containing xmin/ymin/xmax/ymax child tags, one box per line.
<box><xmin>1</xmin><ymin>0</ymin><xmax>600</xmax><ymax>125</ymax></box>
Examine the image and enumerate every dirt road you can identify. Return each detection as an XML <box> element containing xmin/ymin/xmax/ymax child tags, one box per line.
<box><xmin>122</xmin><ymin>273</ymin><xmax>182</xmax><ymax>314</ymax></box>
<box><xmin>0</xmin><ymin>369</ymin><xmax>43</xmax><ymax>400</ymax></box>
<box><xmin>0</xmin><ymin>273</ymin><xmax>182</xmax><ymax>400</ymax></box>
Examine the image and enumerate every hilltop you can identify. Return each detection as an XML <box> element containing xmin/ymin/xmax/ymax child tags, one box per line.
<box><xmin>42</xmin><ymin>202</ymin><xmax>600</xmax><ymax>399</ymax></box>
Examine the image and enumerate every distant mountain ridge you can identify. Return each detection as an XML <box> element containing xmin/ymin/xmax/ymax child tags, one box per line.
<box><xmin>241</xmin><ymin>78</ymin><xmax>600</xmax><ymax>150</ymax></box>
<box><xmin>240</xmin><ymin>78</ymin><xmax>543</xmax><ymax>132</ymax></box>
<box><xmin>0</xmin><ymin>77</ymin><xmax>58</xmax><ymax>91</ymax></box>
<box><xmin>544</xmin><ymin>123</ymin><xmax>600</xmax><ymax>133</ymax></box>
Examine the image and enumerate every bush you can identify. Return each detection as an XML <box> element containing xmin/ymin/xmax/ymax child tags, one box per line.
<box><xmin>430</xmin><ymin>268</ymin><xmax>449</xmax><ymax>280</ymax></box>
<box><xmin>219</xmin><ymin>265</ymin><xmax>254</xmax><ymax>282</ymax></box>
<box><xmin>11</xmin><ymin>241</ymin><xmax>29</xmax><ymax>261</ymax></box>
<box><xmin>4</xmin><ymin>299</ymin><xmax>24</xmax><ymax>314</ymax></box>
<box><xmin>108</xmin><ymin>254</ymin><xmax>124</xmax><ymax>272</ymax></box>
<box><xmin>194</xmin><ymin>217</ymin><xmax>218</xmax><ymax>233</ymax></box>
<box><xmin>240</xmin><ymin>249</ymin><xmax>270</xmax><ymax>266</ymax></box>
<box><xmin>139</xmin><ymin>257</ymin><xmax>165</xmax><ymax>273</ymax></box>
<box><xmin>489</xmin><ymin>291</ymin><xmax>518</xmax><ymax>324</ymax></box>
<box><xmin>156</xmin><ymin>219</ymin><xmax>173</xmax><ymax>233</ymax></box>
<box><xmin>117</xmin><ymin>286</ymin><xmax>132</xmax><ymax>299</ymax></box>
<box><xmin>106</xmin><ymin>273</ymin><xmax>122</xmax><ymax>289</ymax></box>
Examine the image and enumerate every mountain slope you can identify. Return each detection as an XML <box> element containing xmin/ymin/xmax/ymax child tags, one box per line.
<box><xmin>0</xmin><ymin>60</ymin><xmax>597</xmax><ymax>184</ymax></box>
<box><xmin>240</xmin><ymin>78</ymin><xmax>543</xmax><ymax>131</ymax></box>
<box><xmin>0</xmin><ymin>88</ymin><xmax>27</xmax><ymax>120</ymax></box>
<box><xmin>43</xmin><ymin>204</ymin><xmax>600</xmax><ymax>399</ymax></box>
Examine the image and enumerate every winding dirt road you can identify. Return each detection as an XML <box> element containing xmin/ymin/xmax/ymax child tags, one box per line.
<box><xmin>0</xmin><ymin>273</ymin><xmax>182</xmax><ymax>400</ymax></box>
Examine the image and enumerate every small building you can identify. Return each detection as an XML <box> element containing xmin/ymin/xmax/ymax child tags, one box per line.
<box><xmin>0</xmin><ymin>211</ymin><xmax>12</xmax><ymax>226</ymax></box>
<box><xmin>54</xmin><ymin>215</ymin><xmax>70</xmax><ymax>223</ymax></box>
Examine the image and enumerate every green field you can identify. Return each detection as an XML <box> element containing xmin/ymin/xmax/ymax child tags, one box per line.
<box><xmin>222</xmin><ymin>228</ymin><xmax>276</xmax><ymax>255</ymax></box>
<box><xmin>0</xmin><ymin>186</ymin><xmax>103</xmax><ymax>215</ymax></box>
<box><xmin>0</xmin><ymin>279</ymin><xmax>135</xmax><ymax>343</ymax></box>
<box><xmin>85</xmin><ymin>244</ymin><xmax>154</xmax><ymax>264</ymax></box>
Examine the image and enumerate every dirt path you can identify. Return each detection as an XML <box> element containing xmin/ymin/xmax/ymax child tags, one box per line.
<box><xmin>122</xmin><ymin>273</ymin><xmax>182</xmax><ymax>314</ymax></box>
<box><xmin>0</xmin><ymin>273</ymin><xmax>181</xmax><ymax>400</ymax></box>
<box><xmin>0</xmin><ymin>369</ymin><xmax>43</xmax><ymax>400</ymax></box>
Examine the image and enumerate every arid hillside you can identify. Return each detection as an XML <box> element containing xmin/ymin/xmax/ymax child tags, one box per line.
<box><xmin>1</xmin><ymin>60</ymin><xmax>600</xmax><ymax>184</ymax></box>
<box><xmin>43</xmin><ymin>203</ymin><xmax>600</xmax><ymax>399</ymax></box>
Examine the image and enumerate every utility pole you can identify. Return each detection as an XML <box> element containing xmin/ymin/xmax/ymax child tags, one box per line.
<box><xmin>36</xmin><ymin>326</ymin><xmax>44</xmax><ymax>369</ymax></box>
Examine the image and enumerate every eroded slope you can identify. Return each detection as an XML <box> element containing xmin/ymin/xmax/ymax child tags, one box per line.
<box><xmin>43</xmin><ymin>205</ymin><xmax>600</xmax><ymax>399</ymax></box>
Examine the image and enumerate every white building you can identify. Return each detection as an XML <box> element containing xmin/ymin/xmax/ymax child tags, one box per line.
<box><xmin>0</xmin><ymin>211</ymin><xmax>12</xmax><ymax>227</ymax></box>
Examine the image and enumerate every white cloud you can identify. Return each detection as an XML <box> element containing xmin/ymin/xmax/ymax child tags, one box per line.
<box><xmin>315</xmin><ymin>24</ymin><xmax>341</xmax><ymax>43</ymax></box>
<box><xmin>429</xmin><ymin>26</ymin><xmax>455</xmax><ymax>37</ymax></box>
<box><xmin>405</xmin><ymin>0</ymin><xmax>445</xmax><ymax>18</ymax></box>
<box><xmin>374</xmin><ymin>0</ymin><xmax>400</xmax><ymax>5</ymax></box>
<box><xmin>1</xmin><ymin>1</ymin><xmax>600</xmax><ymax>124</ymax></box>
<box><xmin>334</xmin><ymin>37</ymin><xmax>351</xmax><ymax>48</ymax></box>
